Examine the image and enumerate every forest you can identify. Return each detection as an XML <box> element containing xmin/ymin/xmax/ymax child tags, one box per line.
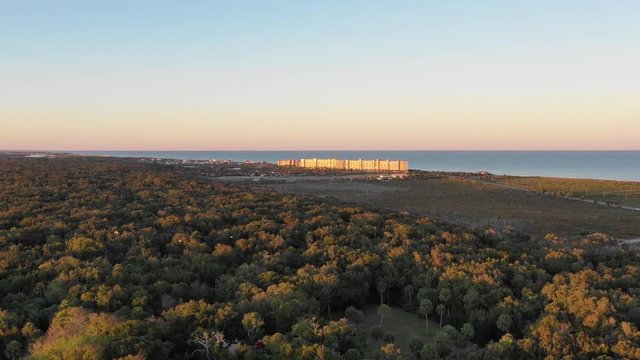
<box><xmin>0</xmin><ymin>156</ymin><xmax>639</xmax><ymax>359</ymax></box>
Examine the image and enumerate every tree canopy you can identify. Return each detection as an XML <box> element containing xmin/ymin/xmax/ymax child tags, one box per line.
<box><xmin>0</xmin><ymin>156</ymin><xmax>638</xmax><ymax>359</ymax></box>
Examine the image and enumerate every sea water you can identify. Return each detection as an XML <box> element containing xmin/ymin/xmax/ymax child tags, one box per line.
<box><xmin>67</xmin><ymin>151</ymin><xmax>640</xmax><ymax>181</ymax></box>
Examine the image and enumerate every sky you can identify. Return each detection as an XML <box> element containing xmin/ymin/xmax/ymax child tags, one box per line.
<box><xmin>1</xmin><ymin>0</ymin><xmax>639</xmax><ymax>151</ymax></box>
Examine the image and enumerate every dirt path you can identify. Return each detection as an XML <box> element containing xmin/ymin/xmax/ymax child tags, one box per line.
<box><xmin>620</xmin><ymin>238</ymin><xmax>640</xmax><ymax>245</ymax></box>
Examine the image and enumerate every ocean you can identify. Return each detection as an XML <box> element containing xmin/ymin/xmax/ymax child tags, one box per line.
<box><xmin>68</xmin><ymin>151</ymin><xmax>640</xmax><ymax>182</ymax></box>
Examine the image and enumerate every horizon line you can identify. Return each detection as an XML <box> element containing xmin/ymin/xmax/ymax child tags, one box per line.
<box><xmin>3</xmin><ymin>149</ymin><xmax>640</xmax><ymax>152</ymax></box>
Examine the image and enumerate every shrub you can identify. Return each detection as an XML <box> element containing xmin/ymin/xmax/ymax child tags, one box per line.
<box><xmin>369</xmin><ymin>325</ymin><xmax>384</xmax><ymax>340</ymax></box>
<box><xmin>408</xmin><ymin>337</ymin><xmax>424</xmax><ymax>357</ymax></box>
<box><xmin>345</xmin><ymin>306</ymin><xmax>364</xmax><ymax>323</ymax></box>
<box><xmin>344</xmin><ymin>348</ymin><xmax>362</xmax><ymax>360</ymax></box>
<box><xmin>382</xmin><ymin>332</ymin><xmax>395</xmax><ymax>344</ymax></box>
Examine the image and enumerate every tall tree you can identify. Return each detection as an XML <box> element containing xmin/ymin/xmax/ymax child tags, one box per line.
<box><xmin>376</xmin><ymin>278</ymin><xmax>389</xmax><ymax>305</ymax></box>
<box><xmin>378</xmin><ymin>304</ymin><xmax>390</xmax><ymax>327</ymax></box>
<box><xmin>419</xmin><ymin>298</ymin><xmax>434</xmax><ymax>335</ymax></box>
<box><xmin>436</xmin><ymin>304</ymin><xmax>446</xmax><ymax>328</ymax></box>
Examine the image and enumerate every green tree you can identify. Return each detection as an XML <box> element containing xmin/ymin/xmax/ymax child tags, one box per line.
<box><xmin>497</xmin><ymin>313</ymin><xmax>512</xmax><ymax>334</ymax></box>
<box><xmin>370</xmin><ymin>325</ymin><xmax>384</xmax><ymax>341</ymax></box>
<box><xmin>376</xmin><ymin>278</ymin><xmax>389</xmax><ymax>305</ymax></box>
<box><xmin>436</xmin><ymin>304</ymin><xmax>446</xmax><ymax>328</ymax></box>
<box><xmin>403</xmin><ymin>284</ymin><xmax>414</xmax><ymax>308</ymax></box>
<box><xmin>439</xmin><ymin>287</ymin><xmax>452</xmax><ymax>317</ymax></box>
<box><xmin>408</xmin><ymin>337</ymin><xmax>424</xmax><ymax>359</ymax></box>
<box><xmin>418</xmin><ymin>298</ymin><xmax>433</xmax><ymax>335</ymax></box>
<box><xmin>460</xmin><ymin>323</ymin><xmax>475</xmax><ymax>341</ymax></box>
<box><xmin>378</xmin><ymin>304</ymin><xmax>390</xmax><ymax>327</ymax></box>
<box><xmin>345</xmin><ymin>306</ymin><xmax>364</xmax><ymax>324</ymax></box>
<box><xmin>344</xmin><ymin>348</ymin><xmax>362</xmax><ymax>360</ymax></box>
<box><xmin>4</xmin><ymin>340</ymin><xmax>22</xmax><ymax>360</ymax></box>
<box><xmin>420</xmin><ymin>343</ymin><xmax>438</xmax><ymax>360</ymax></box>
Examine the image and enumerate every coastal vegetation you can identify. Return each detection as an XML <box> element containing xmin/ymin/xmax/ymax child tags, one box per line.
<box><xmin>492</xmin><ymin>175</ymin><xmax>640</xmax><ymax>208</ymax></box>
<box><xmin>0</xmin><ymin>156</ymin><xmax>639</xmax><ymax>359</ymax></box>
<box><xmin>268</xmin><ymin>177</ymin><xmax>640</xmax><ymax>239</ymax></box>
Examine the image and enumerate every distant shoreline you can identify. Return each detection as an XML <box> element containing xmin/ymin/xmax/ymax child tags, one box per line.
<box><xmin>3</xmin><ymin>150</ymin><xmax>640</xmax><ymax>182</ymax></box>
<box><xmin>65</xmin><ymin>150</ymin><xmax>640</xmax><ymax>182</ymax></box>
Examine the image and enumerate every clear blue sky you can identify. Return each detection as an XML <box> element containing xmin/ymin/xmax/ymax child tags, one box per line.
<box><xmin>1</xmin><ymin>1</ymin><xmax>639</xmax><ymax>150</ymax></box>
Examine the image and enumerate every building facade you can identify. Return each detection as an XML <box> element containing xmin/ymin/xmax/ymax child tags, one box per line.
<box><xmin>277</xmin><ymin>158</ymin><xmax>409</xmax><ymax>172</ymax></box>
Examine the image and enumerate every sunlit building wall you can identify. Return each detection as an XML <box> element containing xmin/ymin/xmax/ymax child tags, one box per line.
<box><xmin>278</xmin><ymin>158</ymin><xmax>408</xmax><ymax>172</ymax></box>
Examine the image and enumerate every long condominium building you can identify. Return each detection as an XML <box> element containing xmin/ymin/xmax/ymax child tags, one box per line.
<box><xmin>277</xmin><ymin>158</ymin><xmax>409</xmax><ymax>172</ymax></box>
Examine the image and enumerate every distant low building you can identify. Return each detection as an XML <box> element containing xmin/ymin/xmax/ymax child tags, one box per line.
<box><xmin>277</xmin><ymin>158</ymin><xmax>409</xmax><ymax>172</ymax></box>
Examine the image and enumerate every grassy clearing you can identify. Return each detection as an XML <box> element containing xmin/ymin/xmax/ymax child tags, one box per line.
<box><xmin>356</xmin><ymin>304</ymin><xmax>440</xmax><ymax>354</ymax></box>
<box><xmin>267</xmin><ymin>177</ymin><xmax>640</xmax><ymax>239</ymax></box>
<box><xmin>492</xmin><ymin>176</ymin><xmax>640</xmax><ymax>207</ymax></box>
